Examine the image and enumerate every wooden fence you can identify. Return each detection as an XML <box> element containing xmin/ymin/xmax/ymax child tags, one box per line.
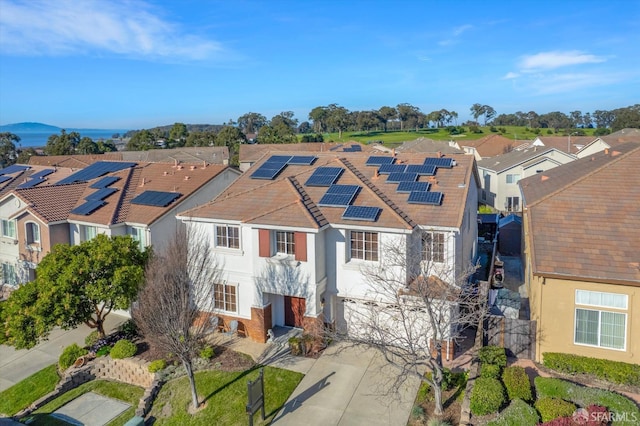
<box><xmin>485</xmin><ymin>315</ymin><xmax>536</xmax><ymax>359</ymax></box>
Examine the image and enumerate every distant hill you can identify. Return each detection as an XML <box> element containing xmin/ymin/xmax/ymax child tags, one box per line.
<box><xmin>0</xmin><ymin>122</ymin><xmax>61</xmax><ymax>133</ymax></box>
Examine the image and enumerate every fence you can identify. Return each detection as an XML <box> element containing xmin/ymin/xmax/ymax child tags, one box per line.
<box><xmin>485</xmin><ymin>315</ymin><xmax>536</xmax><ymax>359</ymax></box>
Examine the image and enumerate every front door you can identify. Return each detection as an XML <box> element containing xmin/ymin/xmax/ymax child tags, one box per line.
<box><xmin>284</xmin><ymin>296</ymin><xmax>306</xmax><ymax>328</ymax></box>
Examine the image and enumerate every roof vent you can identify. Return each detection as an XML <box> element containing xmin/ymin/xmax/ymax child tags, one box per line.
<box><xmin>190</xmin><ymin>165</ymin><xmax>196</xmax><ymax>171</ymax></box>
<box><xmin>177</xmin><ymin>165</ymin><xmax>183</xmax><ymax>170</ymax></box>
<box><xmin>163</xmin><ymin>171</ymin><xmax>168</xmax><ymax>176</ymax></box>
<box><xmin>612</xmin><ymin>150</ymin><xmax>621</xmax><ymax>157</ymax></box>
<box><xmin>604</xmin><ymin>148</ymin><xmax>610</xmax><ymax>155</ymax></box>
<box><xmin>139</xmin><ymin>178</ymin><xmax>145</xmax><ymax>187</ymax></box>
<box><xmin>184</xmin><ymin>175</ymin><xmax>190</xmax><ymax>180</ymax></box>
<box><xmin>541</xmin><ymin>175</ymin><xmax>549</xmax><ymax>182</ymax></box>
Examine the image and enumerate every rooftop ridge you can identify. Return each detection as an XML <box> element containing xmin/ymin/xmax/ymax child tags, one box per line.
<box><xmin>111</xmin><ymin>165</ymin><xmax>141</xmax><ymax>224</ymax></box>
<box><xmin>287</xmin><ymin>176</ymin><xmax>329</xmax><ymax>228</ymax></box>
<box><xmin>339</xmin><ymin>157</ymin><xmax>416</xmax><ymax>229</ymax></box>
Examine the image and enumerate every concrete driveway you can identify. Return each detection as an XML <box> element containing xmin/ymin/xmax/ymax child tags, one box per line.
<box><xmin>0</xmin><ymin>313</ymin><xmax>127</xmax><ymax>392</ymax></box>
<box><xmin>272</xmin><ymin>343</ymin><xmax>420</xmax><ymax>425</ymax></box>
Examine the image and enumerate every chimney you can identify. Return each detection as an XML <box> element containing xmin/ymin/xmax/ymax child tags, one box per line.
<box><xmin>604</xmin><ymin>148</ymin><xmax>609</xmax><ymax>155</ymax></box>
<box><xmin>437</xmin><ymin>151</ymin><xmax>442</xmax><ymax>158</ymax></box>
<box><xmin>392</xmin><ymin>148</ymin><xmax>396</xmax><ymax>157</ymax></box>
<box><xmin>374</xmin><ymin>170</ymin><xmax>380</xmax><ymax>179</ymax></box>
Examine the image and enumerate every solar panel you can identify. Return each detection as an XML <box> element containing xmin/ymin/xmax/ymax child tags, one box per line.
<box><xmin>86</xmin><ymin>187</ymin><xmax>117</xmax><ymax>200</ymax></box>
<box><xmin>29</xmin><ymin>169</ymin><xmax>54</xmax><ymax>180</ymax></box>
<box><xmin>56</xmin><ymin>161</ymin><xmax>136</xmax><ymax>185</ymax></box>
<box><xmin>131</xmin><ymin>190</ymin><xmax>181</xmax><ymax>207</ymax></box>
<box><xmin>406</xmin><ymin>164</ymin><xmax>437</xmax><ymax>175</ymax></box>
<box><xmin>265</xmin><ymin>155</ymin><xmax>292</xmax><ymax>164</ymax></box>
<box><xmin>386</xmin><ymin>172</ymin><xmax>418</xmax><ymax>183</ymax></box>
<box><xmin>305</xmin><ymin>167</ymin><xmax>343</xmax><ymax>186</ymax></box>
<box><xmin>250</xmin><ymin>162</ymin><xmax>288</xmax><ymax>180</ymax></box>
<box><xmin>288</xmin><ymin>156</ymin><xmax>317</xmax><ymax>165</ymax></box>
<box><xmin>17</xmin><ymin>179</ymin><xmax>44</xmax><ymax>189</ymax></box>
<box><xmin>318</xmin><ymin>184</ymin><xmax>360</xmax><ymax>207</ymax></box>
<box><xmin>378</xmin><ymin>164</ymin><xmax>407</xmax><ymax>174</ymax></box>
<box><xmin>0</xmin><ymin>176</ymin><xmax>12</xmax><ymax>184</ymax></box>
<box><xmin>407</xmin><ymin>191</ymin><xmax>443</xmax><ymax>205</ymax></box>
<box><xmin>326</xmin><ymin>184</ymin><xmax>360</xmax><ymax>195</ymax></box>
<box><xmin>423</xmin><ymin>157</ymin><xmax>454</xmax><ymax>168</ymax></box>
<box><xmin>329</xmin><ymin>144</ymin><xmax>343</xmax><ymax>151</ymax></box>
<box><xmin>366</xmin><ymin>156</ymin><xmax>395</xmax><ymax>166</ymax></box>
<box><xmin>0</xmin><ymin>164</ymin><xmax>29</xmax><ymax>175</ymax></box>
<box><xmin>71</xmin><ymin>200</ymin><xmax>106</xmax><ymax>215</ymax></box>
<box><xmin>90</xmin><ymin>176</ymin><xmax>120</xmax><ymax>189</ymax></box>
<box><xmin>342</xmin><ymin>206</ymin><xmax>381</xmax><ymax>221</ymax></box>
<box><xmin>396</xmin><ymin>181</ymin><xmax>430</xmax><ymax>193</ymax></box>
<box><xmin>350</xmin><ymin>144</ymin><xmax>362</xmax><ymax>152</ymax></box>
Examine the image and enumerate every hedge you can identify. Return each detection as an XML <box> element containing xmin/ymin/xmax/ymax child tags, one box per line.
<box><xmin>110</xmin><ymin>339</ymin><xmax>137</xmax><ymax>359</ymax></box>
<box><xmin>542</xmin><ymin>352</ymin><xmax>640</xmax><ymax>386</ymax></box>
<box><xmin>502</xmin><ymin>366</ymin><xmax>532</xmax><ymax>402</ymax></box>
<box><xmin>59</xmin><ymin>344</ymin><xmax>88</xmax><ymax>371</ymax></box>
<box><xmin>535</xmin><ymin>397</ymin><xmax>577</xmax><ymax>423</ymax></box>
<box><xmin>470</xmin><ymin>377</ymin><xmax>506</xmax><ymax>416</ymax></box>
<box><xmin>487</xmin><ymin>398</ymin><xmax>540</xmax><ymax>426</ymax></box>
<box><xmin>540</xmin><ymin>405</ymin><xmax>609</xmax><ymax>426</ymax></box>
<box><xmin>478</xmin><ymin>346</ymin><xmax>507</xmax><ymax>367</ymax></box>
<box><xmin>481</xmin><ymin>363</ymin><xmax>502</xmax><ymax>379</ymax></box>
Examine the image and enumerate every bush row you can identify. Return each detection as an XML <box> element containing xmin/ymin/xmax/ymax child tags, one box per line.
<box><xmin>543</xmin><ymin>352</ymin><xmax>640</xmax><ymax>386</ymax></box>
<box><xmin>502</xmin><ymin>366</ymin><xmax>532</xmax><ymax>402</ymax></box>
<box><xmin>487</xmin><ymin>398</ymin><xmax>539</xmax><ymax>426</ymax></box>
<box><xmin>539</xmin><ymin>405</ymin><xmax>609</xmax><ymax>426</ymax></box>
<box><xmin>535</xmin><ymin>397</ymin><xmax>577</xmax><ymax>423</ymax></box>
<box><xmin>478</xmin><ymin>346</ymin><xmax>507</xmax><ymax>367</ymax></box>
<box><xmin>470</xmin><ymin>377</ymin><xmax>506</xmax><ymax>415</ymax></box>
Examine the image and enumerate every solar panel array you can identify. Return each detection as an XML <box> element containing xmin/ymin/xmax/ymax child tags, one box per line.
<box><xmin>342</xmin><ymin>206</ymin><xmax>381</xmax><ymax>221</ymax></box>
<box><xmin>305</xmin><ymin>167</ymin><xmax>344</xmax><ymax>186</ymax></box>
<box><xmin>342</xmin><ymin>144</ymin><xmax>362</xmax><ymax>152</ymax></box>
<box><xmin>0</xmin><ymin>165</ymin><xmax>29</xmax><ymax>175</ymax></box>
<box><xmin>396</xmin><ymin>181</ymin><xmax>431</xmax><ymax>193</ymax></box>
<box><xmin>0</xmin><ymin>176</ymin><xmax>12</xmax><ymax>184</ymax></box>
<box><xmin>90</xmin><ymin>176</ymin><xmax>120</xmax><ymax>189</ymax></box>
<box><xmin>387</xmin><ymin>172</ymin><xmax>418</xmax><ymax>183</ymax></box>
<box><xmin>131</xmin><ymin>190</ymin><xmax>181</xmax><ymax>207</ymax></box>
<box><xmin>406</xmin><ymin>164</ymin><xmax>436</xmax><ymax>176</ymax></box>
<box><xmin>17</xmin><ymin>179</ymin><xmax>44</xmax><ymax>189</ymax></box>
<box><xmin>86</xmin><ymin>187</ymin><xmax>117</xmax><ymax>201</ymax></box>
<box><xmin>250</xmin><ymin>155</ymin><xmax>318</xmax><ymax>180</ymax></box>
<box><xmin>30</xmin><ymin>169</ymin><xmax>54</xmax><ymax>180</ymax></box>
<box><xmin>71</xmin><ymin>200</ymin><xmax>106</xmax><ymax>215</ymax></box>
<box><xmin>378</xmin><ymin>164</ymin><xmax>407</xmax><ymax>174</ymax></box>
<box><xmin>365</xmin><ymin>156</ymin><xmax>395</xmax><ymax>166</ymax></box>
<box><xmin>407</xmin><ymin>191</ymin><xmax>443</xmax><ymax>205</ymax></box>
<box><xmin>423</xmin><ymin>157</ymin><xmax>454</xmax><ymax>168</ymax></box>
<box><xmin>288</xmin><ymin>156</ymin><xmax>317</xmax><ymax>165</ymax></box>
<box><xmin>318</xmin><ymin>184</ymin><xmax>360</xmax><ymax>207</ymax></box>
<box><xmin>16</xmin><ymin>168</ymin><xmax>56</xmax><ymax>189</ymax></box>
<box><xmin>56</xmin><ymin>161</ymin><xmax>136</xmax><ymax>185</ymax></box>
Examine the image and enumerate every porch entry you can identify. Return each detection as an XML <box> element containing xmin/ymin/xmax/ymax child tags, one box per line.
<box><xmin>284</xmin><ymin>296</ymin><xmax>305</xmax><ymax>328</ymax></box>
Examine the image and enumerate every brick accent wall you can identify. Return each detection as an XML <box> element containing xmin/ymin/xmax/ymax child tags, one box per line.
<box><xmin>202</xmin><ymin>304</ymin><xmax>272</xmax><ymax>343</ymax></box>
<box><xmin>430</xmin><ymin>339</ymin><xmax>456</xmax><ymax>361</ymax></box>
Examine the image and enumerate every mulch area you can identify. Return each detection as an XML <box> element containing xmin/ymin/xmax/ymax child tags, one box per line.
<box><xmin>409</xmin><ymin>385</ymin><xmax>465</xmax><ymax>425</ymax></box>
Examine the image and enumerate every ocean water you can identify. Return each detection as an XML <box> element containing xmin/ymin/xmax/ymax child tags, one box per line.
<box><xmin>13</xmin><ymin>130</ymin><xmax>129</xmax><ymax>148</ymax></box>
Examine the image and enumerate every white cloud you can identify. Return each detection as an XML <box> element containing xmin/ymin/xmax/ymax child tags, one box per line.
<box><xmin>0</xmin><ymin>0</ymin><xmax>224</xmax><ymax>61</ymax></box>
<box><xmin>519</xmin><ymin>50</ymin><xmax>606</xmax><ymax>71</ymax></box>
<box><xmin>503</xmin><ymin>72</ymin><xmax>519</xmax><ymax>79</ymax></box>
<box><xmin>453</xmin><ymin>24</ymin><xmax>473</xmax><ymax>36</ymax></box>
<box><xmin>528</xmin><ymin>72</ymin><xmax>619</xmax><ymax>95</ymax></box>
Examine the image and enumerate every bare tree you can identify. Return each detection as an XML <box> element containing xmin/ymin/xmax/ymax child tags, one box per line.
<box><xmin>132</xmin><ymin>227</ymin><xmax>222</xmax><ymax>410</ymax></box>
<box><xmin>338</xmin><ymin>236</ymin><xmax>485</xmax><ymax>416</ymax></box>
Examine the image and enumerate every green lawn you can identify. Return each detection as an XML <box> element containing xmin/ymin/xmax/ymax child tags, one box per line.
<box><xmin>28</xmin><ymin>380</ymin><xmax>144</xmax><ymax>426</ymax></box>
<box><xmin>0</xmin><ymin>364</ymin><xmax>60</xmax><ymax>416</ymax></box>
<box><xmin>149</xmin><ymin>366</ymin><xmax>303</xmax><ymax>425</ymax></box>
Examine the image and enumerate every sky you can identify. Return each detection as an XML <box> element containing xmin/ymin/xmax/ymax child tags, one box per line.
<box><xmin>0</xmin><ymin>0</ymin><xmax>639</xmax><ymax>130</ymax></box>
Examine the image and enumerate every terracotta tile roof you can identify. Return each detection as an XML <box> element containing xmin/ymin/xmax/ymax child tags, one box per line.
<box><xmin>239</xmin><ymin>142</ymin><xmax>373</xmax><ymax>163</ymax></box>
<box><xmin>15</xmin><ymin>183</ymin><xmax>88</xmax><ymax>223</ymax></box>
<box><xmin>600</xmin><ymin>128</ymin><xmax>640</xmax><ymax>145</ymax></box>
<box><xmin>477</xmin><ymin>147</ymin><xmax>566</xmax><ymax>173</ymax></box>
<box><xmin>28</xmin><ymin>153</ymin><xmax>123</xmax><ymax>167</ymax></box>
<box><xmin>0</xmin><ymin>165</ymin><xmax>77</xmax><ymax>198</ymax></box>
<box><xmin>459</xmin><ymin>134</ymin><xmax>518</xmax><ymax>158</ymax></box>
<box><xmin>534</xmin><ymin>136</ymin><xmax>597</xmax><ymax>154</ymax></box>
<box><xmin>396</xmin><ymin>138</ymin><xmax>463</xmax><ymax>154</ymax></box>
<box><xmin>120</xmin><ymin>146</ymin><xmax>229</xmax><ymax>164</ymax></box>
<box><xmin>182</xmin><ymin>151</ymin><xmax>477</xmax><ymax>231</ymax></box>
<box><xmin>519</xmin><ymin>142</ymin><xmax>640</xmax><ymax>286</ymax></box>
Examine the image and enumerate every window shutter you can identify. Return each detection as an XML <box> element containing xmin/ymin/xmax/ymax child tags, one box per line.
<box><xmin>258</xmin><ymin>229</ymin><xmax>271</xmax><ymax>257</ymax></box>
<box><xmin>294</xmin><ymin>232</ymin><xmax>307</xmax><ymax>262</ymax></box>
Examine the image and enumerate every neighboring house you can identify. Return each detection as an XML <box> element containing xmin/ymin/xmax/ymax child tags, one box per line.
<box><xmin>478</xmin><ymin>147</ymin><xmax>575</xmax><ymax>212</ymax></box>
<box><xmin>576</xmin><ymin>128</ymin><xmax>640</xmax><ymax>158</ymax></box>
<box><xmin>455</xmin><ymin>134</ymin><xmax>521</xmax><ymax>160</ymax></box>
<box><xmin>395</xmin><ymin>138</ymin><xmax>463</xmax><ymax>155</ymax></box>
<box><xmin>531</xmin><ymin>135</ymin><xmax>597</xmax><ymax>155</ymax></box>
<box><xmin>0</xmin><ymin>161</ymin><xmax>240</xmax><ymax>290</ymax></box>
<box><xmin>519</xmin><ymin>142</ymin><xmax>640</xmax><ymax>364</ymax></box>
<box><xmin>179</xmin><ymin>151</ymin><xmax>480</xmax><ymax>351</ymax></box>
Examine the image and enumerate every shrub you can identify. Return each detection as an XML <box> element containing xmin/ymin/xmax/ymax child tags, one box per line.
<box><xmin>96</xmin><ymin>345</ymin><xmax>111</xmax><ymax>357</ymax></box>
<box><xmin>427</xmin><ymin>418</ymin><xmax>452</xmax><ymax>426</ymax></box>
<box><xmin>200</xmin><ymin>346</ymin><xmax>215</xmax><ymax>360</ymax></box>
<box><xmin>470</xmin><ymin>377</ymin><xmax>505</xmax><ymax>416</ymax></box>
<box><xmin>110</xmin><ymin>339</ymin><xmax>137</xmax><ymax>359</ymax></box>
<box><xmin>148</xmin><ymin>359</ymin><xmax>167</xmax><ymax>373</ymax></box>
<box><xmin>487</xmin><ymin>398</ymin><xmax>539</xmax><ymax>426</ymax></box>
<box><xmin>85</xmin><ymin>330</ymin><xmax>100</xmax><ymax>347</ymax></box>
<box><xmin>502</xmin><ymin>366</ymin><xmax>532</xmax><ymax>402</ymax></box>
<box><xmin>118</xmin><ymin>320</ymin><xmax>139</xmax><ymax>340</ymax></box>
<box><xmin>59</xmin><ymin>343</ymin><xmax>88</xmax><ymax>371</ymax></box>
<box><xmin>540</xmin><ymin>405</ymin><xmax>610</xmax><ymax>426</ymax></box>
<box><xmin>542</xmin><ymin>352</ymin><xmax>640</xmax><ymax>386</ymax></box>
<box><xmin>535</xmin><ymin>397</ymin><xmax>577</xmax><ymax>423</ymax></box>
<box><xmin>411</xmin><ymin>405</ymin><xmax>425</xmax><ymax>419</ymax></box>
<box><xmin>425</xmin><ymin>368</ymin><xmax>467</xmax><ymax>391</ymax></box>
<box><xmin>478</xmin><ymin>346</ymin><xmax>507</xmax><ymax>367</ymax></box>
<box><xmin>416</xmin><ymin>381</ymin><xmax>431</xmax><ymax>402</ymax></box>
<box><xmin>481</xmin><ymin>363</ymin><xmax>502</xmax><ymax>379</ymax></box>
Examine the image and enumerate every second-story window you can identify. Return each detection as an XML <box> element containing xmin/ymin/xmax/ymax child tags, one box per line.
<box><xmin>26</xmin><ymin>222</ymin><xmax>40</xmax><ymax>244</ymax></box>
<box><xmin>81</xmin><ymin>225</ymin><xmax>97</xmax><ymax>242</ymax></box>
<box><xmin>506</xmin><ymin>174</ymin><xmax>521</xmax><ymax>184</ymax></box>
<box><xmin>422</xmin><ymin>231</ymin><xmax>445</xmax><ymax>263</ymax></box>
<box><xmin>129</xmin><ymin>226</ymin><xmax>146</xmax><ymax>251</ymax></box>
<box><xmin>216</xmin><ymin>225</ymin><xmax>240</xmax><ymax>249</ymax></box>
<box><xmin>1</xmin><ymin>219</ymin><xmax>16</xmax><ymax>239</ymax></box>
<box><xmin>276</xmin><ymin>231</ymin><xmax>295</xmax><ymax>255</ymax></box>
<box><xmin>350</xmin><ymin>231</ymin><xmax>378</xmax><ymax>261</ymax></box>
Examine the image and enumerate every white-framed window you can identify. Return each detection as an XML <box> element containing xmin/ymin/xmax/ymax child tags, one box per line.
<box><xmin>506</xmin><ymin>196</ymin><xmax>520</xmax><ymax>212</ymax></box>
<box><xmin>214</xmin><ymin>282</ymin><xmax>237</xmax><ymax>313</ymax></box>
<box><xmin>574</xmin><ymin>290</ymin><xmax>627</xmax><ymax>350</ymax></box>
<box><xmin>129</xmin><ymin>226</ymin><xmax>146</xmax><ymax>251</ymax></box>
<box><xmin>2</xmin><ymin>262</ymin><xmax>17</xmax><ymax>286</ymax></box>
<box><xmin>216</xmin><ymin>225</ymin><xmax>240</xmax><ymax>249</ymax></box>
<box><xmin>506</xmin><ymin>174</ymin><xmax>521</xmax><ymax>184</ymax></box>
<box><xmin>350</xmin><ymin>231</ymin><xmax>378</xmax><ymax>261</ymax></box>
<box><xmin>80</xmin><ymin>225</ymin><xmax>97</xmax><ymax>242</ymax></box>
<box><xmin>275</xmin><ymin>231</ymin><xmax>295</xmax><ymax>255</ymax></box>
<box><xmin>26</xmin><ymin>222</ymin><xmax>40</xmax><ymax>244</ymax></box>
<box><xmin>422</xmin><ymin>231</ymin><xmax>445</xmax><ymax>263</ymax></box>
<box><xmin>1</xmin><ymin>219</ymin><xmax>16</xmax><ymax>239</ymax></box>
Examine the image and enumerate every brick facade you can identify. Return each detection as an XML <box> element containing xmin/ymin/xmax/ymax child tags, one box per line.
<box><xmin>203</xmin><ymin>304</ymin><xmax>273</xmax><ymax>343</ymax></box>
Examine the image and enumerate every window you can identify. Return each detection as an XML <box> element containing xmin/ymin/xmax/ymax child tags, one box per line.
<box><xmin>214</xmin><ymin>283</ymin><xmax>237</xmax><ymax>313</ymax></box>
<box><xmin>2</xmin><ymin>263</ymin><xmax>17</xmax><ymax>286</ymax></box>
<box><xmin>1</xmin><ymin>219</ymin><xmax>16</xmax><ymax>239</ymax></box>
<box><xmin>129</xmin><ymin>226</ymin><xmax>146</xmax><ymax>251</ymax></box>
<box><xmin>575</xmin><ymin>290</ymin><xmax>627</xmax><ymax>350</ymax></box>
<box><xmin>276</xmin><ymin>231</ymin><xmax>295</xmax><ymax>255</ymax></box>
<box><xmin>81</xmin><ymin>225</ymin><xmax>97</xmax><ymax>242</ymax></box>
<box><xmin>350</xmin><ymin>231</ymin><xmax>378</xmax><ymax>261</ymax></box>
<box><xmin>422</xmin><ymin>231</ymin><xmax>445</xmax><ymax>263</ymax></box>
<box><xmin>506</xmin><ymin>174</ymin><xmax>521</xmax><ymax>184</ymax></box>
<box><xmin>26</xmin><ymin>222</ymin><xmax>40</xmax><ymax>244</ymax></box>
<box><xmin>506</xmin><ymin>196</ymin><xmax>520</xmax><ymax>212</ymax></box>
<box><xmin>216</xmin><ymin>225</ymin><xmax>240</xmax><ymax>249</ymax></box>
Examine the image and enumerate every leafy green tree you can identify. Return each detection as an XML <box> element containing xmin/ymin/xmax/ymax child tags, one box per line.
<box><xmin>216</xmin><ymin>126</ymin><xmax>246</xmax><ymax>166</ymax></box>
<box><xmin>257</xmin><ymin>122</ymin><xmax>298</xmax><ymax>144</ymax></box>
<box><xmin>0</xmin><ymin>235</ymin><xmax>148</xmax><ymax>349</ymax></box>
<box><xmin>237</xmin><ymin>112</ymin><xmax>267</xmax><ymax>134</ymax></box>
<box><xmin>309</xmin><ymin>106</ymin><xmax>329</xmax><ymax>133</ymax></box>
<box><xmin>0</xmin><ymin>132</ymin><xmax>20</xmax><ymax>167</ymax></box>
<box><xmin>126</xmin><ymin>129</ymin><xmax>157</xmax><ymax>151</ymax></box>
<box><xmin>185</xmin><ymin>131</ymin><xmax>216</xmax><ymax>147</ymax></box>
<box><xmin>470</xmin><ymin>103</ymin><xmax>484</xmax><ymax>124</ymax></box>
<box><xmin>396</xmin><ymin>103</ymin><xmax>420</xmax><ymax>130</ymax></box>
<box><xmin>44</xmin><ymin>130</ymin><xmax>80</xmax><ymax>155</ymax></box>
<box><xmin>593</xmin><ymin>109</ymin><xmax>615</xmax><ymax>128</ymax></box>
<box><xmin>611</xmin><ymin>104</ymin><xmax>640</xmax><ymax>131</ymax></box>
<box><xmin>270</xmin><ymin>111</ymin><xmax>298</xmax><ymax>131</ymax></box>
<box><xmin>482</xmin><ymin>105</ymin><xmax>496</xmax><ymax>126</ymax></box>
<box><xmin>76</xmin><ymin>137</ymin><xmax>99</xmax><ymax>154</ymax></box>
<box><xmin>96</xmin><ymin>140</ymin><xmax>117</xmax><ymax>152</ymax></box>
<box><xmin>325</xmin><ymin>104</ymin><xmax>350</xmax><ymax>139</ymax></box>
<box><xmin>378</xmin><ymin>106</ymin><xmax>397</xmax><ymax>131</ymax></box>
<box><xmin>16</xmin><ymin>147</ymin><xmax>37</xmax><ymax>164</ymax></box>
<box><xmin>168</xmin><ymin>122</ymin><xmax>188</xmax><ymax>148</ymax></box>
<box><xmin>297</xmin><ymin>121</ymin><xmax>312</xmax><ymax>134</ymax></box>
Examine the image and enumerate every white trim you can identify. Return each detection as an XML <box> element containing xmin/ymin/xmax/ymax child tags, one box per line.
<box><xmin>575</xmin><ymin>289</ymin><xmax>628</xmax><ymax>310</ymax></box>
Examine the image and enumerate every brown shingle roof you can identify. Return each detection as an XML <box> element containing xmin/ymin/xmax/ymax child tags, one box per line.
<box><xmin>28</xmin><ymin>153</ymin><xmax>123</xmax><ymax>167</ymax></box>
<box><xmin>459</xmin><ymin>134</ymin><xmax>517</xmax><ymax>158</ymax></box>
<box><xmin>535</xmin><ymin>135</ymin><xmax>597</xmax><ymax>154</ymax></box>
<box><xmin>182</xmin><ymin>151</ymin><xmax>476</xmax><ymax>230</ymax></box>
<box><xmin>396</xmin><ymin>138</ymin><xmax>463</xmax><ymax>154</ymax></box>
<box><xmin>519</xmin><ymin>142</ymin><xmax>640</xmax><ymax>285</ymax></box>
<box><xmin>239</xmin><ymin>142</ymin><xmax>373</xmax><ymax>163</ymax></box>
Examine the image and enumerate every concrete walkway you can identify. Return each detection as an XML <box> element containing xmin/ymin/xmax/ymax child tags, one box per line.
<box><xmin>0</xmin><ymin>313</ymin><xmax>127</xmax><ymax>392</ymax></box>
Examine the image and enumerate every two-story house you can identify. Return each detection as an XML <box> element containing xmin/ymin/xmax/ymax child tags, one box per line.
<box><xmin>179</xmin><ymin>151</ymin><xmax>480</xmax><ymax>351</ymax></box>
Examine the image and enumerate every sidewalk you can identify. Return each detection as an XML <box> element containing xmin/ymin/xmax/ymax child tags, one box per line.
<box><xmin>0</xmin><ymin>314</ymin><xmax>127</xmax><ymax>392</ymax></box>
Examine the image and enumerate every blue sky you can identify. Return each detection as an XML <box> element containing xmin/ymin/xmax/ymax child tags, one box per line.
<box><xmin>0</xmin><ymin>0</ymin><xmax>639</xmax><ymax>130</ymax></box>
